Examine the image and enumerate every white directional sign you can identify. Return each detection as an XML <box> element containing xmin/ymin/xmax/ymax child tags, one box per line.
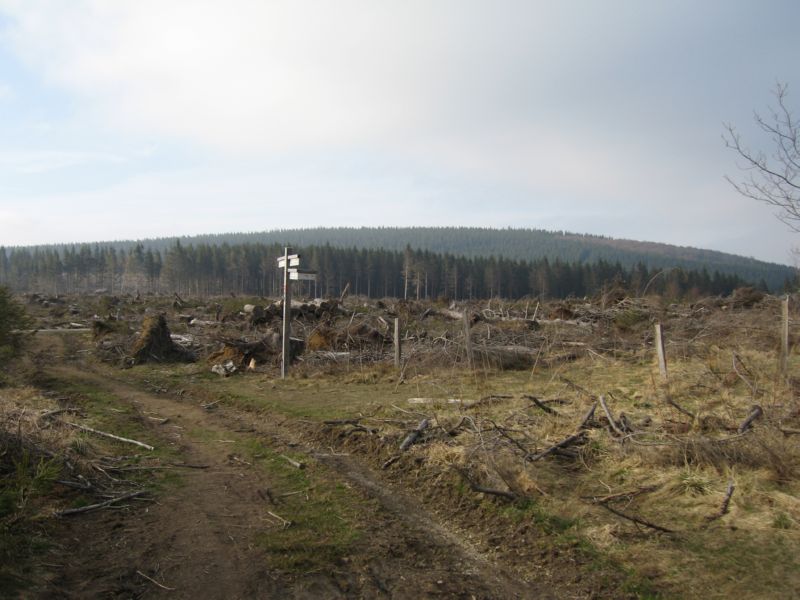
<box><xmin>277</xmin><ymin>255</ymin><xmax>301</xmax><ymax>268</ymax></box>
<box><xmin>289</xmin><ymin>270</ymin><xmax>317</xmax><ymax>281</ymax></box>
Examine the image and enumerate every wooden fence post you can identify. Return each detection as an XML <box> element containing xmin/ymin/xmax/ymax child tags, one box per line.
<box><xmin>463</xmin><ymin>311</ymin><xmax>474</xmax><ymax>370</ymax></box>
<box><xmin>654</xmin><ymin>322</ymin><xmax>668</xmax><ymax>381</ymax></box>
<box><xmin>780</xmin><ymin>295</ymin><xmax>790</xmax><ymax>377</ymax></box>
<box><xmin>394</xmin><ymin>318</ymin><xmax>401</xmax><ymax>369</ymax></box>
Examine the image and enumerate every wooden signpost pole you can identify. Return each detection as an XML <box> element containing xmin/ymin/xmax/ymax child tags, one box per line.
<box><xmin>281</xmin><ymin>247</ymin><xmax>292</xmax><ymax>379</ymax></box>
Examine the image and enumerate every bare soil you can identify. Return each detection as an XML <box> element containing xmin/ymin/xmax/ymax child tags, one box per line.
<box><xmin>34</xmin><ymin>364</ymin><xmax>548</xmax><ymax>599</ymax></box>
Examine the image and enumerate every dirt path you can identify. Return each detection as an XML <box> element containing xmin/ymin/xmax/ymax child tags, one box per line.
<box><xmin>42</xmin><ymin>366</ymin><xmax>545</xmax><ymax>599</ymax></box>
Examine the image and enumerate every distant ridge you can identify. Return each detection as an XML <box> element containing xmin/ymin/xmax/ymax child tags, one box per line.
<box><xmin>9</xmin><ymin>226</ymin><xmax>796</xmax><ymax>291</ymax></box>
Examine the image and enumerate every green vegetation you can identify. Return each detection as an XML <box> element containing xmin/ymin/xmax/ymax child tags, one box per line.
<box><xmin>4</xmin><ymin>227</ymin><xmax>795</xmax><ymax>298</ymax></box>
<box><xmin>0</xmin><ymin>285</ymin><xmax>31</xmax><ymax>363</ymax></box>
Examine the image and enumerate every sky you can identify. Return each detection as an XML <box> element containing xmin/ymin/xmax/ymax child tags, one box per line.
<box><xmin>0</xmin><ymin>1</ymin><xmax>798</xmax><ymax>264</ymax></box>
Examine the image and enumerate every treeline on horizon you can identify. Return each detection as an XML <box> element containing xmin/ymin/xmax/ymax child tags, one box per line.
<box><xmin>15</xmin><ymin>226</ymin><xmax>792</xmax><ymax>291</ymax></box>
<box><xmin>0</xmin><ymin>241</ymin><xmax>776</xmax><ymax>301</ymax></box>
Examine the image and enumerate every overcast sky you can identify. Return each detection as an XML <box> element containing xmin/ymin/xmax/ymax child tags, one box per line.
<box><xmin>0</xmin><ymin>1</ymin><xmax>797</xmax><ymax>264</ymax></box>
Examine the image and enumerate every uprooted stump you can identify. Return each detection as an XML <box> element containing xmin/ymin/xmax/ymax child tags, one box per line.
<box><xmin>208</xmin><ymin>333</ymin><xmax>306</xmax><ymax>368</ymax></box>
<box><xmin>131</xmin><ymin>314</ymin><xmax>194</xmax><ymax>364</ymax></box>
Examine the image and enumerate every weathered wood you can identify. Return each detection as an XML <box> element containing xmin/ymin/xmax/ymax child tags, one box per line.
<box><xmin>577</xmin><ymin>401</ymin><xmax>598</xmax><ymax>429</ymax></box>
<box><xmin>780</xmin><ymin>295</ymin><xmax>790</xmax><ymax>377</ymax></box>
<box><xmin>527</xmin><ymin>431</ymin><xmax>587</xmax><ymax>462</ymax></box>
<box><xmin>463</xmin><ymin>312</ymin><xmax>474</xmax><ymax>370</ymax></box>
<box><xmin>400</xmin><ymin>418</ymin><xmax>429</xmax><ymax>451</ymax></box>
<box><xmin>523</xmin><ymin>394</ymin><xmax>559</xmax><ymax>416</ymax></box>
<box><xmin>66</xmin><ymin>422</ymin><xmax>154</xmax><ymax>451</ymax></box>
<box><xmin>450</xmin><ymin>465</ymin><xmax>517</xmax><ymax>501</ymax></box>
<box><xmin>57</xmin><ymin>490</ymin><xmax>147</xmax><ymax>516</ymax></box>
<box><xmin>281</xmin><ymin>247</ymin><xmax>292</xmax><ymax>379</ymax></box>
<box><xmin>596</xmin><ymin>501</ymin><xmax>675</xmax><ymax>533</ymax></box>
<box><xmin>598</xmin><ymin>395</ymin><xmax>625</xmax><ymax>437</ymax></box>
<box><xmin>394</xmin><ymin>317</ymin><xmax>401</xmax><ymax>369</ymax></box>
<box><xmin>706</xmin><ymin>480</ymin><xmax>735</xmax><ymax>522</ymax></box>
<box><xmin>280</xmin><ymin>454</ymin><xmax>305</xmax><ymax>469</ymax></box>
<box><xmin>654</xmin><ymin>322</ymin><xmax>668</xmax><ymax>381</ymax></box>
<box><xmin>737</xmin><ymin>405</ymin><xmax>763</xmax><ymax>434</ymax></box>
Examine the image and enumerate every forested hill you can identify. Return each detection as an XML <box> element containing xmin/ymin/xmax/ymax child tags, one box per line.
<box><xmin>43</xmin><ymin>226</ymin><xmax>793</xmax><ymax>291</ymax></box>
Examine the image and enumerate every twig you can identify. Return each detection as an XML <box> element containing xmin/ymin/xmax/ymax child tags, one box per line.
<box><xmin>585</xmin><ymin>485</ymin><xmax>659</xmax><ymax>504</ymax></box>
<box><xmin>39</xmin><ymin>407</ymin><xmax>83</xmax><ymax>421</ymax></box>
<box><xmin>596</xmin><ymin>502</ymin><xmax>674</xmax><ymax>533</ymax></box>
<box><xmin>65</xmin><ymin>422</ymin><xmax>154</xmax><ymax>451</ymax></box>
<box><xmin>382</xmin><ymin>455</ymin><xmax>401</xmax><ymax>469</ymax></box>
<box><xmin>57</xmin><ymin>490</ymin><xmax>147</xmax><ymax>516</ymax></box>
<box><xmin>267</xmin><ymin>510</ymin><xmax>292</xmax><ymax>529</ymax></box>
<box><xmin>706</xmin><ymin>480</ymin><xmax>735</xmax><ymax>522</ymax></box>
<box><xmin>136</xmin><ymin>570</ymin><xmax>176</xmax><ymax>591</ymax></box>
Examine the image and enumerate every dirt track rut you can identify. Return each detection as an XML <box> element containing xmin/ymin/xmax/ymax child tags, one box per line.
<box><xmin>43</xmin><ymin>366</ymin><xmax>546</xmax><ymax>599</ymax></box>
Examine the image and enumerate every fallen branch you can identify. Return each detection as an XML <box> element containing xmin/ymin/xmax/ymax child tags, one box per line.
<box><xmin>585</xmin><ymin>485</ymin><xmax>659</xmax><ymax>504</ymax></box>
<box><xmin>382</xmin><ymin>455</ymin><xmax>401</xmax><ymax>469</ymax></box>
<box><xmin>323</xmin><ymin>418</ymin><xmax>362</xmax><ymax>426</ymax></box>
<box><xmin>400</xmin><ymin>418</ymin><xmax>429</xmax><ymax>451</ymax></box>
<box><xmin>523</xmin><ymin>395</ymin><xmax>560</xmax><ymax>416</ymax></box>
<box><xmin>738</xmin><ymin>405</ymin><xmax>763</xmax><ymax>434</ymax></box>
<box><xmin>57</xmin><ymin>490</ymin><xmax>147</xmax><ymax>517</ymax></box>
<box><xmin>136</xmin><ymin>570</ymin><xmax>176</xmax><ymax>591</ymax></box>
<box><xmin>65</xmin><ymin>422</ymin><xmax>154</xmax><ymax>451</ymax></box>
<box><xmin>577</xmin><ymin>401</ymin><xmax>598</xmax><ymax>429</ymax></box>
<box><xmin>527</xmin><ymin>431</ymin><xmax>587</xmax><ymax>462</ymax></box>
<box><xmin>664</xmin><ymin>394</ymin><xmax>696</xmax><ymax>420</ymax></box>
<box><xmin>450</xmin><ymin>466</ymin><xmax>517</xmax><ymax>501</ymax></box>
<box><xmin>267</xmin><ymin>510</ymin><xmax>292</xmax><ymax>529</ymax></box>
<box><xmin>39</xmin><ymin>407</ymin><xmax>83</xmax><ymax>421</ymax></box>
<box><xmin>598</xmin><ymin>395</ymin><xmax>625</xmax><ymax>437</ymax></box>
<box><xmin>706</xmin><ymin>480</ymin><xmax>735</xmax><ymax>523</ymax></box>
<box><xmin>597</xmin><ymin>502</ymin><xmax>674</xmax><ymax>533</ymax></box>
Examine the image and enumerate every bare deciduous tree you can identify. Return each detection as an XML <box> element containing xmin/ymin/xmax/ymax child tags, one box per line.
<box><xmin>724</xmin><ymin>83</ymin><xmax>800</xmax><ymax>231</ymax></box>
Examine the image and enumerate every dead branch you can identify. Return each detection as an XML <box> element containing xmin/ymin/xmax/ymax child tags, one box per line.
<box><xmin>267</xmin><ymin>510</ymin><xmax>292</xmax><ymax>529</ymax></box>
<box><xmin>136</xmin><ymin>570</ymin><xmax>176</xmax><ymax>591</ymax></box>
<box><xmin>400</xmin><ymin>418</ymin><xmax>429</xmax><ymax>451</ymax></box>
<box><xmin>585</xmin><ymin>485</ymin><xmax>659</xmax><ymax>504</ymax></box>
<box><xmin>706</xmin><ymin>480</ymin><xmax>735</xmax><ymax>523</ymax></box>
<box><xmin>598</xmin><ymin>395</ymin><xmax>625</xmax><ymax>437</ymax></box>
<box><xmin>382</xmin><ymin>455</ymin><xmax>401</xmax><ymax>469</ymax></box>
<box><xmin>577</xmin><ymin>401</ymin><xmax>598</xmax><ymax>429</ymax></box>
<box><xmin>738</xmin><ymin>405</ymin><xmax>763</xmax><ymax>434</ymax></box>
<box><xmin>38</xmin><ymin>407</ymin><xmax>83</xmax><ymax>421</ymax></box>
<box><xmin>56</xmin><ymin>490</ymin><xmax>147</xmax><ymax>516</ymax></box>
<box><xmin>523</xmin><ymin>394</ymin><xmax>560</xmax><ymax>416</ymax></box>
<box><xmin>450</xmin><ymin>465</ymin><xmax>517</xmax><ymax>501</ymax></box>
<box><xmin>664</xmin><ymin>394</ymin><xmax>696</xmax><ymax>420</ymax></box>
<box><xmin>323</xmin><ymin>418</ymin><xmax>362</xmax><ymax>426</ymax></box>
<box><xmin>65</xmin><ymin>422</ymin><xmax>154</xmax><ymax>451</ymax></box>
<box><xmin>527</xmin><ymin>431</ymin><xmax>587</xmax><ymax>462</ymax></box>
<box><xmin>596</xmin><ymin>502</ymin><xmax>675</xmax><ymax>533</ymax></box>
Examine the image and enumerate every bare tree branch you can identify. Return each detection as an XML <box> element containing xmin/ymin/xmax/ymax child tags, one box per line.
<box><xmin>724</xmin><ymin>83</ymin><xmax>800</xmax><ymax>232</ymax></box>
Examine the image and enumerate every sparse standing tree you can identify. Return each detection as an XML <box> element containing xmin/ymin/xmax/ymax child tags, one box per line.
<box><xmin>724</xmin><ymin>83</ymin><xmax>800</xmax><ymax>233</ymax></box>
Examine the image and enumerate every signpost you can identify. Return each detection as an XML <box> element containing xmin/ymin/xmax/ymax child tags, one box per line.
<box><xmin>277</xmin><ymin>247</ymin><xmax>317</xmax><ymax>379</ymax></box>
